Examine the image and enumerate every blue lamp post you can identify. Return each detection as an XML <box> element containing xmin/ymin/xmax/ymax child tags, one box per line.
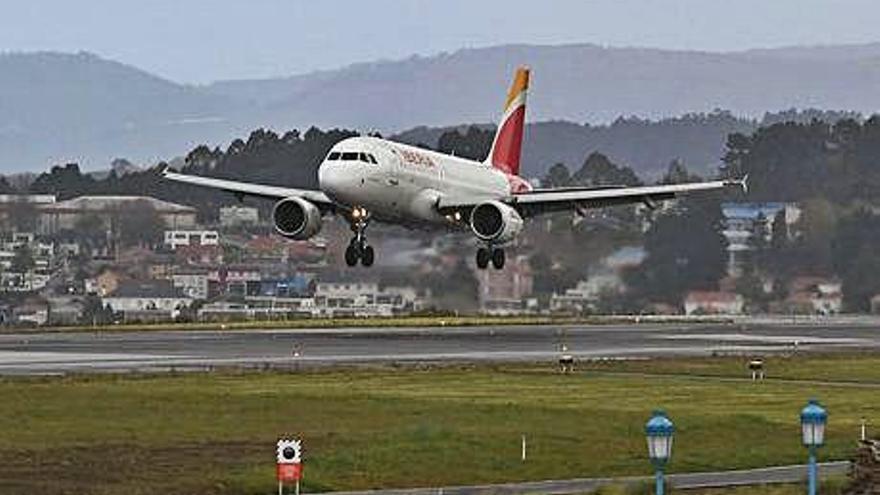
<box><xmin>645</xmin><ymin>410</ymin><xmax>675</xmax><ymax>495</ymax></box>
<box><xmin>800</xmin><ymin>399</ymin><xmax>828</xmax><ymax>495</ymax></box>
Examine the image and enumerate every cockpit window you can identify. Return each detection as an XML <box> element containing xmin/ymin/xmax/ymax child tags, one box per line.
<box><xmin>368</xmin><ymin>154</ymin><xmax>378</xmax><ymax>164</ymax></box>
<box><xmin>327</xmin><ymin>152</ymin><xmax>341</xmax><ymax>161</ymax></box>
<box><xmin>341</xmin><ymin>152</ymin><xmax>359</xmax><ymax>161</ymax></box>
<box><xmin>359</xmin><ymin>153</ymin><xmax>371</xmax><ymax>163</ymax></box>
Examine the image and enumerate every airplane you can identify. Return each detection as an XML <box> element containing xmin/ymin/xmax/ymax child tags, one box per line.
<box><xmin>163</xmin><ymin>66</ymin><xmax>746</xmax><ymax>269</ymax></box>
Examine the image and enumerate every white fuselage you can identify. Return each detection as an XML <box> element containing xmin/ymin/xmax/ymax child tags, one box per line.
<box><xmin>317</xmin><ymin>136</ymin><xmax>526</xmax><ymax>226</ymax></box>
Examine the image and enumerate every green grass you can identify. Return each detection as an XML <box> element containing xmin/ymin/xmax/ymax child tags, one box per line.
<box><xmin>579</xmin><ymin>353</ymin><xmax>880</xmax><ymax>384</ymax></box>
<box><xmin>0</xmin><ymin>356</ymin><xmax>874</xmax><ymax>494</ymax></box>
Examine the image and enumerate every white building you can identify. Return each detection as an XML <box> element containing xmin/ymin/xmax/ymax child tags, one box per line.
<box><xmin>550</xmin><ymin>275</ymin><xmax>622</xmax><ymax>313</ymax></box>
<box><xmin>164</xmin><ymin>230</ymin><xmax>219</xmax><ymax>250</ymax></box>
<box><xmin>314</xmin><ymin>279</ymin><xmax>421</xmax><ymax>317</ymax></box>
<box><xmin>220</xmin><ymin>206</ymin><xmax>259</xmax><ymax>227</ymax></box>
<box><xmin>170</xmin><ymin>271</ymin><xmax>210</xmax><ymax>300</ymax></box>
<box><xmin>39</xmin><ymin>196</ymin><xmax>197</xmax><ymax>234</ymax></box>
<box><xmin>102</xmin><ymin>280</ymin><xmax>193</xmax><ymax>319</ymax></box>
<box><xmin>721</xmin><ymin>202</ymin><xmax>801</xmax><ymax>277</ymax></box>
<box><xmin>683</xmin><ymin>291</ymin><xmax>744</xmax><ymax>315</ymax></box>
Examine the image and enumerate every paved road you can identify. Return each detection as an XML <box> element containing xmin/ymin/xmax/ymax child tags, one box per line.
<box><xmin>328</xmin><ymin>462</ymin><xmax>850</xmax><ymax>494</ymax></box>
<box><xmin>0</xmin><ymin>321</ymin><xmax>878</xmax><ymax>375</ymax></box>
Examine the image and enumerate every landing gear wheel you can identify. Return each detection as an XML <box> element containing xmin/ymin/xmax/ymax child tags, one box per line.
<box><xmin>345</xmin><ymin>206</ymin><xmax>372</xmax><ymax>268</ymax></box>
<box><xmin>476</xmin><ymin>247</ymin><xmax>490</xmax><ymax>269</ymax></box>
<box><xmin>361</xmin><ymin>245</ymin><xmax>375</xmax><ymax>267</ymax></box>
<box><xmin>491</xmin><ymin>248</ymin><xmax>506</xmax><ymax>269</ymax></box>
<box><xmin>344</xmin><ymin>244</ymin><xmax>359</xmax><ymax>267</ymax></box>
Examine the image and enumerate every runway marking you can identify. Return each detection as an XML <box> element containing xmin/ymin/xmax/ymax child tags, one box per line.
<box><xmin>657</xmin><ymin>333</ymin><xmax>871</xmax><ymax>344</ymax></box>
<box><xmin>0</xmin><ymin>351</ymin><xmax>195</xmax><ymax>365</ymax></box>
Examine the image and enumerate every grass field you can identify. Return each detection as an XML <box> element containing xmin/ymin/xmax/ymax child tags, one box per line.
<box><xmin>0</xmin><ymin>355</ymin><xmax>875</xmax><ymax>494</ymax></box>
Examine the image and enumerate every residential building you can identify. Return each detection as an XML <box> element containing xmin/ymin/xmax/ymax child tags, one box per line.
<box><xmin>683</xmin><ymin>291</ymin><xmax>744</xmax><ymax>315</ymax></box>
<box><xmin>170</xmin><ymin>271</ymin><xmax>210</xmax><ymax>300</ymax></box>
<box><xmin>38</xmin><ymin>196</ymin><xmax>197</xmax><ymax>234</ymax></box>
<box><xmin>721</xmin><ymin>202</ymin><xmax>801</xmax><ymax>277</ymax></box>
<box><xmin>219</xmin><ymin>206</ymin><xmax>259</xmax><ymax>227</ymax></box>
<box><xmin>550</xmin><ymin>274</ymin><xmax>622</xmax><ymax>313</ymax></box>
<box><xmin>207</xmin><ymin>266</ymin><xmax>262</xmax><ymax>297</ymax></box>
<box><xmin>85</xmin><ymin>269</ymin><xmax>126</xmax><ymax>296</ymax></box>
<box><xmin>164</xmin><ymin>230</ymin><xmax>220</xmax><ymax>250</ymax></box>
<box><xmin>0</xmin><ymin>195</ymin><xmax>56</xmax><ymax>228</ymax></box>
<box><xmin>174</xmin><ymin>244</ymin><xmax>224</xmax><ymax>266</ymax></box>
<box><xmin>260</xmin><ymin>273</ymin><xmax>314</xmax><ymax>298</ymax></box>
<box><xmin>475</xmin><ymin>254</ymin><xmax>533</xmax><ymax>312</ymax></box>
<box><xmin>11</xmin><ymin>297</ymin><xmax>50</xmax><ymax>326</ymax></box>
<box><xmin>313</xmin><ymin>277</ymin><xmax>421</xmax><ymax>316</ymax></box>
<box><xmin>783</xmin><ymin>277</ymin><xmax>843</xmax><ymax>315</ymax></box>
<box><xmin>198</xmin><ymin>297</ymin><xmax>317</xmax><ymax>321</ymax></box>
<box><xmin>102</xmin><ymin>280</ymin><xmax>193</xmax><ymax>321</ymax></box>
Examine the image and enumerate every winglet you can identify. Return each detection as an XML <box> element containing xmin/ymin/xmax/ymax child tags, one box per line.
<box><xmin>739</xmin><ymin>174</ymin><xmax>749</xmax><ymax>194</ymax></box>
<box><xmin>725</xmin><ymin>175</ymin><xmax>748</xmax><ymax>194</ymax></box>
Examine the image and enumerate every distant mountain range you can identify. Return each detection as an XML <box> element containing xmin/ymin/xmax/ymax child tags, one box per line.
<box><xmin>2</xmin><ymin>43</ymin><xmax>880</xmax><ymax>174</ymax></box>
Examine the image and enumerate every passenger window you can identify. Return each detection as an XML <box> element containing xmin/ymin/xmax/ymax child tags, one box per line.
<box><xmin>327</xmin><ymin>152</ymin><xmax>340</xmax><ymax>160</ymax></box>
<box><xmin>341</xmin><ymin>152</ymin><xmax>358</xmax><ymax>161</ymax></box>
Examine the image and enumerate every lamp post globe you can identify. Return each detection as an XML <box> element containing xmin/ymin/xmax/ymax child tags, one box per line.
<box><xmin>645</xmin><ymin>410</ymin><xmax>675</xmax><ymax>495</ymax></box>
<box><xmin>800</xmin><ymin>399</ymin><xmax>827</xmax><ymax>495</ymax></box>
<box><xmin>645</xmin><ymin>410</ymin><xmax>675</xmax><ymax>465</ymax></box>
<box><xmin>800</xmin><ymin>399</ymin><xmax>827</xmax><ymax>447</ymax></box>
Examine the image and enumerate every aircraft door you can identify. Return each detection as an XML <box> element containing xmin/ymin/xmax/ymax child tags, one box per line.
<box><xmin>383</xmin><ymin>146</ymin><xmax>402</xmax><ymax>212</ymax></box>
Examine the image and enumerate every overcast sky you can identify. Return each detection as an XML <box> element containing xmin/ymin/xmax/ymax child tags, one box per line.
<box><xmin>2</xmin><ymin>0</ymin><xmax>878</xmax><ymax>84</ymax></box>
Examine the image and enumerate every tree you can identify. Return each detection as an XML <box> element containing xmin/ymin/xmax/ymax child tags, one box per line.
<box><xmin>11</xmin><ymin>245</ymin><xmax>35</xmax><ymax>273</ymax></box>
<box><xmin>748</xmin><ymin>212</ymin><xmax>770</xmax><ymax>272</ymax></box>
<box><xmin>424</xmin><ymin>259</ymin><xmax>480</xmax><ymax>312</ymax></box>
<box><xmin>28</xmin><ymin>163</ymin><xmax>96</xmax><ymax>200</ymax></box>
<box><xmin>437</xmin><ymin>126</ymin><xmax>493</xmax><ymax>161</ymax></box>
<box><xmin>832</xmin><ymin>209</ymin><xmax>880</xmax><ymax>311</ymax></box>
<box><xmin>113</xmin><ymin>200</ymin><xmax>165</xmax><ymax>247</ymax></box>
<box><xmin>572</xmin><ymin>152</ymin><xmax>642</xmax><ymax>187</ymax></box>
<box><xmin>660</xmin><ymin>159</ymin><xmax>702</xmax><ymax>184</ymax></box>
<box><xmin>541</xmin><ymin>163</ymin><xmax>571</xmax><ymax>188</ymax></box>
<box><xmin>73</xmin><ymin>214</ymin><xmax>108</xmax><ymax>254</ymax></box>
<box><xmin>770</xmin><ymin>209</ymin><xmax>789</xmax><ymax>251</ymax></box>
<box><xmin>79</xmin><ymin>295</ymin><xmax>114</xmax><ymax>326</ymax></box>
<box><xmin>5</xmin><ymin>197</ymin><xmax>40</xmax><ymax>232</ymax></box>
<box><xmin>624</xmin><ymin>198</ymin><xmax>727</xmax><ymax>305</ymax></box>
<box><xmin>0</xmin><ymin>176</ymin><xmax>15</xmax><ymax>194</ymax></box>
<box><xmin>794</xmin><ymin>198</ymin><xmax>838</xmax><ymax>274</ymax></box>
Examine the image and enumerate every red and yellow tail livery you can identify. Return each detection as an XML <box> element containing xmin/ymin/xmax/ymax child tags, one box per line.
<box><xmin>486</xmin><ymin>66</ymin><xmax>529</xmax><ymax>177</ymax></box>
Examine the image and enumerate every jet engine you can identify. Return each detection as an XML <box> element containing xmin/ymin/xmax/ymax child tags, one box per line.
<box><xmin>469</xmin><ymin>200</ymin><xmax>523</xmax><ymax>244</ymax></box>
<box><xmin>272</xmin><ymin>197</ymin><xmax>323</xmax><ymax>239</ymax></box>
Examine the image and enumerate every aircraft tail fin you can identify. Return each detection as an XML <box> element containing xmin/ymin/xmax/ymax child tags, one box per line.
<box><xmin>485</xmin><ymin>66</ymin><xmax>529</xmax><ymax>176</ymax></box>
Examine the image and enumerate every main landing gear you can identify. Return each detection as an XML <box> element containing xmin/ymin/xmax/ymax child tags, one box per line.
<box><xmin>476</xmin><ymin>246</ymin><xmax>505</xmax><ymax>270</ymax></box>
<box><xmin>345</xmin><ymin>206</ymin><xmax>375</xmax><ymax>267</ymax></box>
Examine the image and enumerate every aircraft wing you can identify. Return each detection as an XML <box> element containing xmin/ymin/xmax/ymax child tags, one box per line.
<box><xmin>161</xmin><ymin>168</ymin><xmax>334</xmax><ymax>206</ymax></box>
<box><xmin>439</xmin><ymin>177</ymin><xmax>747</xmax><ymax>216</ymax></box>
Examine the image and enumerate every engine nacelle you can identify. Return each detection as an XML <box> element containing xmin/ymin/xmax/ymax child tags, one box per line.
<box><xmin>469</xmin><ymin>200</ymin><xmax>524</xmax><ymax>244</ymax></box>
<box><xmin>272</xmin><ymin>197</ymin><xmax>323</xmax><ymax>240</ymax></box>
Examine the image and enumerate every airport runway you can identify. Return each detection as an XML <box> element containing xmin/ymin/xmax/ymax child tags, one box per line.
<box><xmin>0</xmin><ymin>321</ymin><xmax>879</xmax><ymax>375</ymax></box>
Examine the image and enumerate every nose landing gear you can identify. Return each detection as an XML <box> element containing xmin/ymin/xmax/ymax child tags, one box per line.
<box><xmin>476</xmin><ymin>246</ymin><xmax>506</xmax><ymax>270</ymax></box>
<box><xmin>345</xmin><ymin>206</ymin><xmax>375</xmax><ymax>267</ymax></box>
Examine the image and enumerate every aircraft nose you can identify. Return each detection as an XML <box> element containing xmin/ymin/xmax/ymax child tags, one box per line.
<box><xmin>319</xmin><ymin>161</ymin><xmax>353</xmax><ymax>199</ymax></box>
